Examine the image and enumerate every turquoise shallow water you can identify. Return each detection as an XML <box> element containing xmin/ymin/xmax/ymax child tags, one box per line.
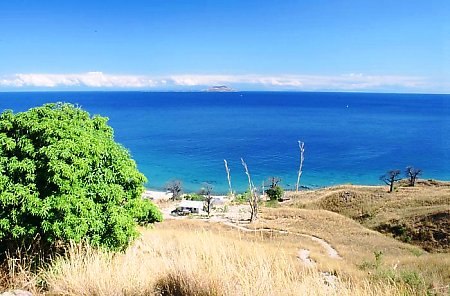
<box><xmin>1</xmin><ymin>91</ymin><xmax>449</xmax><ymax>193</ymax></box>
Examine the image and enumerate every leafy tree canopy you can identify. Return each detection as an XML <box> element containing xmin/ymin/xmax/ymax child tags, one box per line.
<box><xmin>0</xmin><ymin>103</ymin><xmax>161</xmax><ymax>254</ymax></box>
<box><xmin>265</xmin><ymin>185</ymin><xmax>284</xmax><ymax>201</ymax></box>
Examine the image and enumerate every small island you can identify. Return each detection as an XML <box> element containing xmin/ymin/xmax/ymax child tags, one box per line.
<box><xmin>205</xmin><ymin>85</ymin><xmax>236</xmax><ymax>92</ymax></box>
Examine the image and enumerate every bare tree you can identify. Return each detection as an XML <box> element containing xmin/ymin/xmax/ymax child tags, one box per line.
<box><xmin>224</xmin><ymin>159</ymin><xmax>233</xmax><ymax>196</ymax></box>
<box><xmin>166</xmin><ymin>180</ymin><xmax>182</xmax><ymax>201</ymax></box>
<box><xmin>200</xmin><ymin>183</ymin><xmax>214</xmax><ymax>216</ymax></box>
<box><xmin>380</xmin><ymin>170</ymin><xmax>401</xmax><ymax>193</ymax></box>
<box><xmin>241</xmin><ymin>158</ymin><xmax>258</xmax><ymax>222</ymax></box>
<box><xmin>268</xmin><ymin>176</ymin><xmax>281</xmax><ymax>188</ymax></box>
<box><xmin>296</xmin><ymin>141</ymin><xmax>305</xmax><ymax>192</ymax></box>
<box><xmin>405</xmin><ymin>166</ymin><xmax>422</xmax><ymax>187</ymax></box>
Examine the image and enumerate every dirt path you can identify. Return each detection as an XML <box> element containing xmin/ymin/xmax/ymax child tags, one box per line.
<box><xmin>221</xmin><ymin>222</ymin><xmax>342</xmax><ymax>262</ymax></box>
<box><xmin>162</xmin><ymin>203</ymin><xmax>341</xmax><ymax>264</ymax></box>
<box><xmin>220</xmin><ymin>221</ymin><xmax>341</xmax><ymax>289</ymax></box>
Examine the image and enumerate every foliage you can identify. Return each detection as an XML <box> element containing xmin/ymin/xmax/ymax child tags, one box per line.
<box><xmin>358</xmin><ymin>250</ymin><xmax>429</xmax><ymax>294</ymax></box>
<box><xmin>265</xmin><ymin>185</ymin><xmax>284</xmax><ymax>201</ymax></box>
<box><xmin>264</xmin><ymin>199</ymin><xmax>280</xmax><ymax>208</ymax></box>
<box><xmin>0</xmin><ymin>103</ymin><xmax>161</xmax><ymax>255</ymax></box>
<box><xmin>184</xmin><ymin>193</ymin><xmax>205</xmax><ymax>201</ymax></box>
<box><xmin>233</xmin><ymin>192</ymin><xmax>249</xmax><ymax>204</ymax></box>
<box><xmin>265</xmin><ymin>177</ymin><xmax>284</xmax><ymax>201</ymax></box>
<box><xmin>129</xmin><ymin>198</ymin><xmax>163</xmax><ymax>225</ymax></box>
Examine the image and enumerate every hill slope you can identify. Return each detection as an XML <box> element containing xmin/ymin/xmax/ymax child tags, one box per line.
<box><xmin>286</xmin><ymin>180</ymin><xmax>450</xmax><ymax>252</ymax></box>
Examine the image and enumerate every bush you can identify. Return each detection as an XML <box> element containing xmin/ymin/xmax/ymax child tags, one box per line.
<box><xmin>0</xmin><ymin>103</ymin><xmax>161</xmax><ymax>255</ymax></box>
<box><xmin>265</xmin><ymin>185</ymin><xmax>284</xmax><ymax>201</ymax></box>
<box><xmin>129</xmin><ymin>198</ymin><xmax>163</xmax><ymax>225</ymax></box>
<box><xmin>233</xmin><ymin>191</ymin><xmax>251</xmax><ymax>204</ymax></box>
<box><xmin>184</xmin><ymin>193</ymin><xmax>205</xmax><ymax>201</ymax></box>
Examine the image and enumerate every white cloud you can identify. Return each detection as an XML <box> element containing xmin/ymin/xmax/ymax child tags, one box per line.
<box><xmin>168</xmin><ymin>73</ymin><xmax>428</xmax><ymax>90</ymax></box>
<box><xmin>0</xmin><ymin>71</ymin><xmax>438</xmax><ymax>92</ymax></box>
<box><xmin>0</xmin><ymin>72</ymin><xmax>159</xmax><ymax>88</ymax></box>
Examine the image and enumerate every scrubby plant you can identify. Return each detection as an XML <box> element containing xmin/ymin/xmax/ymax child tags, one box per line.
<box><xmin>265</xmin><ymin>185</ymin><xmax>284</xmax><ymax>201</ymax></box>
<box><xmin>265</xmin><ymin>177</ymin><xmax>284</xmax><ymax>201</ymax></box>
<box><xmin>233</xmin><ymin>192</ymin><xmax>249</xmax><ymax>204</ymax></box>
<box><xmin>184</xmin><ymin>193</ymin><xmax>205</xmax><ymax>201</ymax></box>
<box><xmin>0</xmin><ymin>103</ymin><xmax>161</xmax><ymax>256</ymax></box>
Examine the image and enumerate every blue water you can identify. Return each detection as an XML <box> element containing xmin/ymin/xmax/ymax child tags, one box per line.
<box><xmin>1</xmin><ymin>91</ymin><xmax>449</xmax><ymax>193</ymax></box>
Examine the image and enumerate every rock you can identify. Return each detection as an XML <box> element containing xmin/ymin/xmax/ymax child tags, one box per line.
<box><xmin>0</xmin><ymin>290</ymin><xmax>33</xmax><ymax>296</ymax></box>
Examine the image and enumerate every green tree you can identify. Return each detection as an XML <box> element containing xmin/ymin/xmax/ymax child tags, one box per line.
<box><xmin>0</xmin><ymin>103</ymin><xmax>161</xmax><ymax>255</ymax></box>
<box><xmin>265</xmin><ymin>177</ymin><xmax>284</xmax><ymax>201</ymax></box>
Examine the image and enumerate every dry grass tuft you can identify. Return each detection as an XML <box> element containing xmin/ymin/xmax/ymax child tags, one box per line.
<box><xmin>0</xmin><ymin>251</ymin><xmax>42</xmax><ymax>295</ymax></box>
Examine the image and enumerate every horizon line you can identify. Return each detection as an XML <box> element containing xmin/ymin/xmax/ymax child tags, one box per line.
<box><xmin>1</xmin><ymin>89</ymin><xmax>449</xmax><ymax>95</ymax></box>
<box><xmin>1</xmin><ymin>72</ymin><xmax>448</xmax><ymax>94</ymax></box>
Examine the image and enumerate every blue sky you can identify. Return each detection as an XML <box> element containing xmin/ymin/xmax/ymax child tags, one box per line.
<box><xmin>0</xmin><ymin>0</ymin><xmax>449</xmax><ymax>92</ymax></box>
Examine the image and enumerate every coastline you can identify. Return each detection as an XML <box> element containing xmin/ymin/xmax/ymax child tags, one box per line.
<box><xmin>142</xmin><ymin>188</ymin><xmax>230</xmax><ymax>201</ymax></box>
<box><xmin>142</xmin><ymin>179</ymin><xmax>450</xmax><ymax>200</ymax></box>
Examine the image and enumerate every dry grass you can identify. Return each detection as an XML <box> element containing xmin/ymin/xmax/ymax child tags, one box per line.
<box><xmin>286</xmin><ymin>181</ymin><xmax>450</xmax><ymax>252</ymax></box>
<box><xmin>2</xmin><ymin>181</ymin><xmax>448</xmax><ymax>295</ymax></box>
<box><xmin>7</xmin><ymin>224</ymin><xmax>411</xmax><ymax>296</ymax></box>
<box><xmin>0</xmin><ymin>251</ymin><xmax>43</xmax><ymax>295</ymax></box>
<box><xmin>256</xmin><ymin>207</ymin><xmax>449</xmax><ymax>294</ymax></box>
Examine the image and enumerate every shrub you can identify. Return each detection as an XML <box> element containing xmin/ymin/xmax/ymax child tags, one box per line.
<box><xmin>0</xmin><ymin>103</ymin><xmax>161</xmax><ymax>255</ymax></box>
<box><xmin>233</xmin><ymin>191</ymin><xmax>251</xmax><ymax>204</ymax></box>
<box><xmin>129</xmin><ymin>198</ymin><xmax>163</xmax><ymax>225</ymax></box>
<box><xmin>265</xmin><ymin>185</ymin><xmax>284</xmax><ymax>201</ymax></box>
<box><xmin>184</xmin><ymin>193</ymin><xmax>205</xmax><ymax>201</ymax></box>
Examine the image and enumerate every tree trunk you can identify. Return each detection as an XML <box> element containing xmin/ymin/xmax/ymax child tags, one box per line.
<box><xmin>389</xmin><ymin>180</ymin><xmax>394</xmax><ymax>193</ymax></box>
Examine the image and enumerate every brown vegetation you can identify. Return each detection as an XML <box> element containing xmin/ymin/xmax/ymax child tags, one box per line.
<box><xmin>0</xmin><ymin>224</ymin><xmax>414</xmax><ymax>295</ymax></box>
<box><xmin>286</xmin><ymin>180</ymin><xmax>450</xmax><ymax>252</ymax></box>
<box><xmin>1</xmin><ymin>181</ymin><xmax>448</xmax><ymax>295</ymax></box>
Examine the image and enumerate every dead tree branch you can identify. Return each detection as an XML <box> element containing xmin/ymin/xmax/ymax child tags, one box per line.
<box><xmin>296</xmin><ymin>141</ymin><xmax>305</xmax><ymax>192</ymax></box>
<box><xmin>241</xmin><ymin>158</ymin><xmax>258</xmax><ymax>222</ymax></box>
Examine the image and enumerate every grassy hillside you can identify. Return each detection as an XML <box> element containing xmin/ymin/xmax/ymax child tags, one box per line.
<box><xmin>253</xmin><ymin>207</ymin><xmax>449</xmax><ymax>295</ymax></box>
<box><xmin>2</xmin><ymin>223</ymin><xmax>414</xmax><ymax>296</ymax></box>
<box><xmin>286</xmin><ymin>180</ymin><xmax>450</xmax><ymax>252</ymax></box>
<box><xmin>1</xmin><ymin>181</ymin><xmax>448</xmax><ymax>295</ymax></box>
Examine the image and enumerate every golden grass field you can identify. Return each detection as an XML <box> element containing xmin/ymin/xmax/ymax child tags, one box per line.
<box><xmin>0</xmin><ymin>224</ymin><xmax>427</xmax><ymax>296</ymax></box>
<box><xmin>1</xmin><ymin>181</ymin><xmax>449</xmax><ymax>295</ymax></box>
<box><xmin>286</xmin><ymin>180</ymin><xmax>449</xmax><ymax>252</ymax></box>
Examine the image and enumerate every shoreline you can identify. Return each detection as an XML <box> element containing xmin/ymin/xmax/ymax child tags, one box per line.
<box><xmin>143</xmin><ymin>189</ymin><xmax>229</xmax><ymax>200</ymax></box>
<box><xmin>142</xmin><ymin>178</ymin><xmax>450</xmax><ymax>200</ymax></box>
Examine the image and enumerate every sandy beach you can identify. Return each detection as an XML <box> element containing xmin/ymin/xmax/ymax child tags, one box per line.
<box><xmin>142</xmin><ymin>190</ymin><xmax>172</xmax><ymax>200</ymax></box>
